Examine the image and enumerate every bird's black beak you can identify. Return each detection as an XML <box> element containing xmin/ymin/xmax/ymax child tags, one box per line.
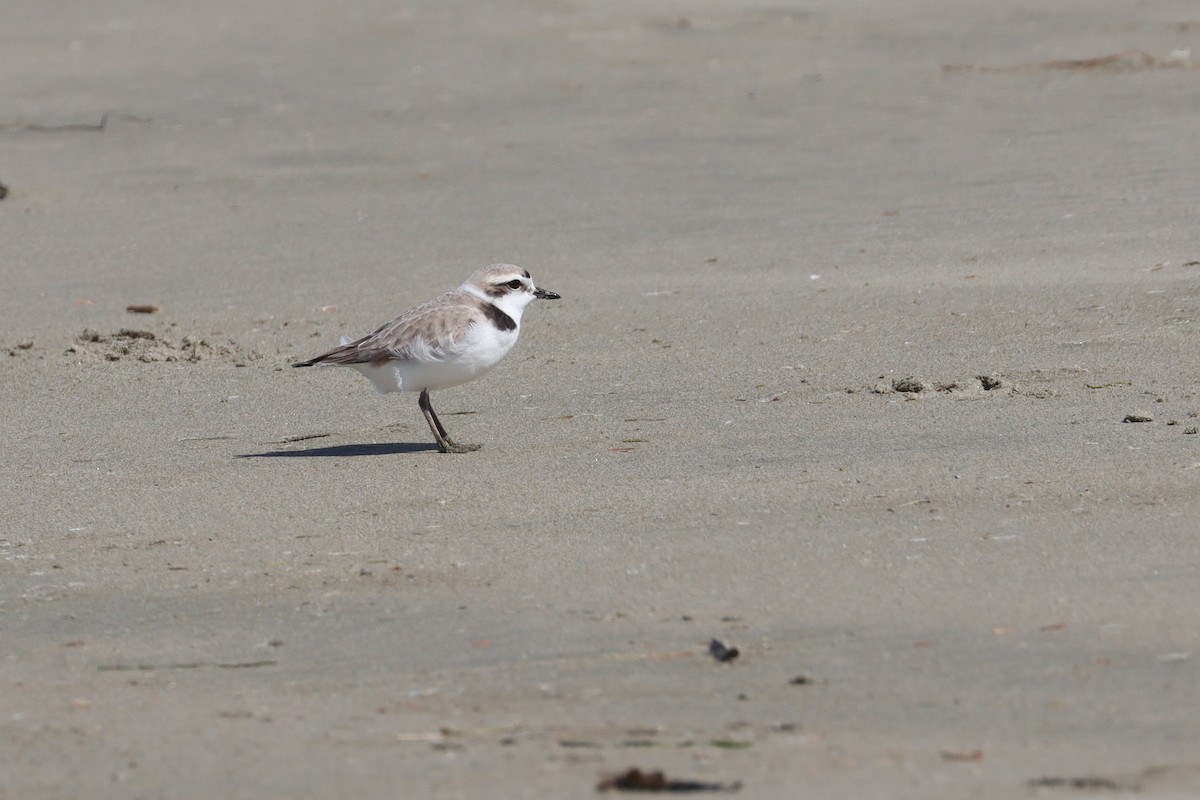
<box><xmin>534</xmin><ymin>288</ymin><xmax>561</xmax><ymax>300</ymax></box>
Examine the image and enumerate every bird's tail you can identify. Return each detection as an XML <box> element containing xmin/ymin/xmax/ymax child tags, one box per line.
<box><xmin>292</xmin><ymin>336</ymin><xmax>357</xmax><ymax>368</ymax></box>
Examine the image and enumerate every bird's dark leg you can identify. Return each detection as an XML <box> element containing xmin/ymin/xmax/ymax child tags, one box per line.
<box><xmin>418</xmin><ymin>389</ymin><xmax>449</xmax><ymax>451</ymax></box>
<box><xmin>418</xmin><ymin>389</ymin><xmax>480</xmax><ymax>454</ymax></box>
<box><xmin>420</xmin><ymin>389</ymin><xmax>452</xmax><ymax>440</ymax></box>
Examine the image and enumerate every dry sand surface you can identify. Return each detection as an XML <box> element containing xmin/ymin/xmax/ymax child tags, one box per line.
<box><xmin>3</xmin><ymin>1</ymin><xmax>1200</xmax><ymax>797</ymax></box>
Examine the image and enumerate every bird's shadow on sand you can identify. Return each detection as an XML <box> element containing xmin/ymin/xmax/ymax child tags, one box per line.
<box><xmin>238</xmin><ymin>442</ymin><xmax>438</xmax><ymax>458</ymax></box>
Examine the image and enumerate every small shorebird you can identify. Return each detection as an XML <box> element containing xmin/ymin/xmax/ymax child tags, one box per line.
<box><xmin>293</xmin><ymin>265</ymin><xmax>560</xmax><ymax>453</ymax></box>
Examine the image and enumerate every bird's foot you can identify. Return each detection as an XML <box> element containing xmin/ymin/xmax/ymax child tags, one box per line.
<box><xmin>439</xmin><ymin>440</ymin><xmax>482</xmax><ymax>454</ymax></box>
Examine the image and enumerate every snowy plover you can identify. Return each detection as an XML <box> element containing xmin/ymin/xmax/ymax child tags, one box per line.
<box><xmin>294</xmin><ymin>265</ymin><xmax>560</xmax><ymax>453</ymax></box>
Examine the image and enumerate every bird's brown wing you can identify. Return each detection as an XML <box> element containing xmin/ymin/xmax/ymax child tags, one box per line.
<box><xmin>293</xmin><ymin>292</ymin><xmax>485</xmax><ymax>367</ymax></box>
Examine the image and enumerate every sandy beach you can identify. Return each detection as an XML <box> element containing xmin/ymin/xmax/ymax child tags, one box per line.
<box><xmin>3</xmin><ymin>1</ymin><xmax>1199</xmax><ymax>797</ymax></box>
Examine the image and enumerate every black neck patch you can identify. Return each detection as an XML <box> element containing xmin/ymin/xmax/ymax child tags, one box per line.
<box><xmin>482</xmin><ymin>302</ymin><xmax>517</xmax><ymax>332</ymax></box>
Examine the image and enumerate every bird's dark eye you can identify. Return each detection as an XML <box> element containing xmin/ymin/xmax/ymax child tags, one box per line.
<box><xmin>506</xmin><ymin>279</ymin><xmax>523</xmax><ymax>289</ymax></box>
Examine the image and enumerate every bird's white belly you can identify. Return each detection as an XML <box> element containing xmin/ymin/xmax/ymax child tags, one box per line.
<box><xmin>347</xmin><ymin>326</ymin><xmax>517</xmax><ymax>394</ymax></box>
